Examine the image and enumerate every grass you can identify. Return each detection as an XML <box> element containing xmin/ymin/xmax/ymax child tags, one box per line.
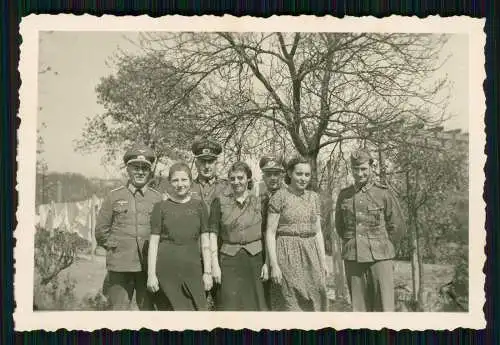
<box><xmin>55</xmin><ymin>254</ymin><xmax>455</xmax><ymax>311</ymax></box>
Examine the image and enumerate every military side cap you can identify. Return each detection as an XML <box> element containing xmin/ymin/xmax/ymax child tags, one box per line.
<box><xmin>259</xmin><ymin>156</ymin><xmax>285</xmax><ymax>172</ymax></box>
<box><xmin>191</xmin><ymin>137</ymin><xmax>222</xmax><ymax>159</ymax></box>
<box><xmin>350</xmin><ymin>149</ymin><xmax>373</xmax><ymax>166</ymax></box>
<box><xmin>123</xmin><ymin>144</ymin><xmax>156</xmax><ymax>166</ymax></box>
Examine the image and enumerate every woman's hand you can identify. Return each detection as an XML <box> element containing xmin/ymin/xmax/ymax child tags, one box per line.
<box><xmin>323</xmin><ymin>263</ymin><xmax>330</xmax><ymax>278</ymax></box>
<box><xmin>260</xmin><ymin>263</ymin><xmax>269</xmax><ymax>281</ymax></box>
<box><xmin>212</xmin><ymin>263</ymin><xmax>222</xmax><ymax>284</ymax></box>
<box><xmin>321</xmin><ymin>258</ymin><xmax>330</xmax><ymax>278</ymax></box>
<box><xmin>202</xmin><ymin>273</ymin><xmax>213</xmax><ymax>291</ymax></box>
<box><xmin>270</xmin><ymin>265</ymin><xmax>282</xmax><ymax>285</ymax></box>
<box><xmin>147</xmin><ymin>274</ymin><xmax>160</xmax><ymax>293</ymax></box>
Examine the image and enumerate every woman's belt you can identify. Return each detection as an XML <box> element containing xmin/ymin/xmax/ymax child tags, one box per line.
<box><xmin>276</xmin><ymin>231</ymin><xmax>316</xmax><ymax>238</ymax></box>
<box><xmin>224</xmin><ymin>238</ymin><xmax>262</xmax><ymax>246</ymax></box>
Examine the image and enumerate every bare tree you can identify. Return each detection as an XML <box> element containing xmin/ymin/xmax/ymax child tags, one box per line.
<box><xmin>127</xmin><ymin>32</ymin><xmax>450</xmax><ymax>189</ymax></box>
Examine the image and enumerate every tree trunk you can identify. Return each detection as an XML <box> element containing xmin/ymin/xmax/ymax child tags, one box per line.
<box><xmin>406</xmin><ymin>170</ymin><xmax>421</xmax><ymax>311</ymax></box>
<box><xmin>378</xmin><ymin>146</ymin><xmax>387</xmax><ymax>183</ymax></box>
<box><xmin>331</xmin><ymin>191</ymin><xmax>347</xmax><ymax>300</ymax></box>
<box><xmin>415</xmin><ymin>218</ymin><xmax>425</xmax><ymax>310</ymax></box>
<box><xmin>306</xmin><ymin>154</ymin><xmax>319</xmax><ymax>191</ymax></box>
<box><xmin>410</xmin><ymin>212</ymin><xmax>421</xmax><ymax>310</ymax></box>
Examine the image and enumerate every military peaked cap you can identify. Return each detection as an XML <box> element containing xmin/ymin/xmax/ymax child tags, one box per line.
<box><xmin>191</xmin><ymin>137</ymin><xmax>222</xmax><ymax>159</ymax></box>
<box><xmin>259</xmin><ymin>156</ymin><xmax>285</xmax><ymax>172</ymax></box>
<box><xmin>350</xmin><ymin>149</ymin><xmax>374</xmax><ymax>166</ymax></box>
<box><xmin>123</xmin><ymin>144</ymin><xmax>156</xmax><ymax>166</ymax></box>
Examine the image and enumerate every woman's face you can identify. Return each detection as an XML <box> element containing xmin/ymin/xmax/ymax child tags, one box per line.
<box><xmin>229</xmin><ymin>169</ymin><xmax>249</xmax><ymax>195</ymax></box>
<box><xmin>289</xmin><ymin>163</ymin><xmax>311</xmax><ymax>191</ymax></box>
<box><xmin>169</xmin><ymin>170</ymin><xmax>191</xmax><ymax>197</ymax></box>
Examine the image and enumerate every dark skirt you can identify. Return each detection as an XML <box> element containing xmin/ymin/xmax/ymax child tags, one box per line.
<box><xmin>216</xmin><ymin>249</ymin><xmax>268</xmax><ymax>311</ymax></box>
<box><xmin>156</xmin><ymin>242</ymin><xmax>207</xmax><ymax>311</ymax></box>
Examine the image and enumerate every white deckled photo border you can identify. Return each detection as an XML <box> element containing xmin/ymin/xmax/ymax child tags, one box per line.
<box><xmin>15</xmin><ymin>14</ymin><xmax>486</xmax><ymax>331</ymax></box>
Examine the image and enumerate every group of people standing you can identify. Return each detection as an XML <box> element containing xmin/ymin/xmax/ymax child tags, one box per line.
<box><xmin>95</xmin><ymin>137</ymin><xmax>405</xmax><ymax>312</ymax></box>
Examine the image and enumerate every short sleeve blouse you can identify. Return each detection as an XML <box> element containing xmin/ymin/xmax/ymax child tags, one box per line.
<box><xmin>268</xmin><ymin>187</ymin><xmax>321</xmax><ymax>233</ymax></box>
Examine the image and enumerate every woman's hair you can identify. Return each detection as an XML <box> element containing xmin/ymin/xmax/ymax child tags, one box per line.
<box><xmin>284</xmin><ymin>155</ymin><xmax>311</xmax><ymax>185</ymax></box>
<box><xmin>228</xmin><ymin>161</ymin><xmax>254</xmax><ymax>190</ymax></box>
<box><xmin>168</xmin><ymin>162</ymin><xmax>193</xmax><ymax>182</ymax></box>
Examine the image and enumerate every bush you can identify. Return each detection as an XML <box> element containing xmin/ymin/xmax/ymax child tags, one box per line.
<box><xmin>33</xmin><ymin>227</ymin><xmax>83</xmax><ymax>310</ymax></box>
<box><xmin>33</xmin><ymin>272</ymin><xmax>78</xmax><ymax>310</ymax></box>
<box><xmin>440</xmin><ymin>255</ymin><xmax>468</xmax><ymax>312</ymax></box>
<box><xmin>80</xmin><ymin>291</ymin><xmax>110</xmax><ymax>311</ymax></box>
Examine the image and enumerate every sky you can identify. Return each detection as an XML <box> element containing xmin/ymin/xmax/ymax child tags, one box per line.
<box><xmin>37</xmin><ymin>31</ymin><xmax>470</xmax><ymax>179</ymax></box>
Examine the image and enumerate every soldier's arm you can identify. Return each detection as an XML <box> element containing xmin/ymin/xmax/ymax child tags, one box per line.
<box><xmin>94</xmin><ymin>195</ymin><xmax>114</xmax><ymax>248</ymax></box>
<box><xmin>384</xmin><ymin>190</ymin><xmax>406</xmax><ymax>247</ymax></box>
<box><xmin>334</xmin><ymin>191</ymin><xmax>345</xmax><ymax>239</ymax></box>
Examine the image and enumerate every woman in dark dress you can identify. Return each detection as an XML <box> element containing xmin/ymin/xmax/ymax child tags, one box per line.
<box><xmin>147</xmin><ymin>162</ymin><xmax>213</xmax><ymax>310</ymax></box>
<box><xmin>209</xmin><ymin>161</ymin><xmax>268</xmax><ymax>311</ymax></box>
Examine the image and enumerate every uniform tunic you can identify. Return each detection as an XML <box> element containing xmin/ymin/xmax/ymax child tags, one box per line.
<box><xmin>268</xmin><ymin>187</ymin><xmax>328</xmax><ymax>311</ymax></box>
<box><xmin>150</xmin><ymin>198</ymin><xmax>209</xmax><ymax>311</ymax></box>
<box><xmin>335</xmin><ymin>181</ymin><xmax>405</xmax><ymax>311</ymax></box>
<box><xmin>191</xmin><ymin>176</ymin><xmax>228</xmax><ymax>213</ymax></box>
<box><xmin>95</xmin><ymin>183</ymin><xmax>163</xmax><ymax>310</ymax></box>
<box><xmin>335</xmin><ymin>181</ymin><xmax>405</xmax><ymax>262</ymax></box>
<box><xmin>95</xmin><ymin>184</ymin><xmax>163</xmax><ymax>272</ymax></box>
<box><xmin>209</xmin><ymin>191</ymin><xmax>268</xmax><ymax>311</ymax></box>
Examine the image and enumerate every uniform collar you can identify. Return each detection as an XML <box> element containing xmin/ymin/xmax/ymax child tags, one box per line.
<box><xmin>197</xmin><ymin>175</ymin><xmax>217</xmax><ymax>186</ymax></box>
<box><xmin>355</xmin><ymin>180</ymin><xmax>374</xmax><ymax>193</ymax></box>
<box><xmin>128</xmin><ymin>182</ymin><xmax>148</xmax><ymax>196</ymax></box>
<box><xmin>267</xmin><ymin>187</ymin><xmax>281</xmax><ymax>197</ymax></box>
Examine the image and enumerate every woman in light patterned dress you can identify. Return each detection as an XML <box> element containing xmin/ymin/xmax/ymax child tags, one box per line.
<box><xmin>265</xmin><ymin>156</ymin><xmax>329</xmax><ymax>311</ymax></box>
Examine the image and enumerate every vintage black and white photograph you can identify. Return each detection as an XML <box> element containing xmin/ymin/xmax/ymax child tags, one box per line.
<box><xmin>15</xmin><ymin>15</ymin><xmax>485</xmax><ymax>330</ymax></box>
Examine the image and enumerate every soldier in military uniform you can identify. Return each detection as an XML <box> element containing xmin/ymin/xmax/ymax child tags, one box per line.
<box><xmin>191</xmin><ymin>137</ymin><xmax>228</xmax><ymax>211</ymax></box>
<box><xmin>258</xmin><ymin>156</ymin><xmax>286</xmax><ymax>268</ymax></box>
<box><xmin>335</xmin><ymin>149</ymin><xmax>405</xmax><ymax>312</ymax></box>
<box><xmin>190</xmin><ymin>137</ymin><xmax>228</xmax><ymax>304</ymax></box>
<box><xmin>95</xmin><ymin>144</ymin><xmax>163</xmax><ymax>310</ymax></box>
<box><xmin>259</xmin><ymin>156</ymin><xmax>285</xmax><ymax>308</ymax></box>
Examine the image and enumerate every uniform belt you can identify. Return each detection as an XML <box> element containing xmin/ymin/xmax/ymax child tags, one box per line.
<box><xmin>224</xmin><ymin>238</ymin><xmax>261</xmax><ymax>246</ymax></box>
<box><xmin>276</xmin><ymin>231</ymin><xmax>316</xmax><ymax>238</ymax></box>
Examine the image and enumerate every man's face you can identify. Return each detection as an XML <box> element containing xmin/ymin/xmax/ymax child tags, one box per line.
<box><xmin>352</xmin><ymin>162</ymin><xmax>372</xmax><ymax>185</ymax></box>
<box><xmin>195</xmin><ymin>157</ymin><xmax>217</xmax><ymax>180</ymax></box>
<box><xmin>262</xmin><ymin>170</ymin><xmax>283</xmax><ymax>192</ymax></box>
<box><xmin>126</xmin><ymin>162</ymin><xmax>152</xmax><ymax>188</ymax></box>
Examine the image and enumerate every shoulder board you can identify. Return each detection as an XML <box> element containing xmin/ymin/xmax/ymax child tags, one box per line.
<box><xmin>148</xmin><ymin>187</ymin><xmax>162</xmax><ymax>194</ymax></box>
<box><xmin>374</xmin><ymin>181</ymin><xmax>388</xmax><ymax>189</ymax></box>
<box><xmin>110</xmin><ymin>186</ymin><xmax>126</xmax><ymax>193</ymax></box>
<box><xmin>340</xmin><ymin>185</ymin><xmax>354</xmax><ymax>193</ymax></box>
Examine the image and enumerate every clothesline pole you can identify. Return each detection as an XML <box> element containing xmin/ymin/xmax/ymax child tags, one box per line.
<box><xmin>90</xmin><ymin>195</ymin><xmax>97</xmax><ymax>261</ymax></box>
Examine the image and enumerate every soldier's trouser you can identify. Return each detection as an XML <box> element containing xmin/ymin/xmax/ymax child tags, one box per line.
<box><xmin>344</xmin><ymin>260</ymin><xmax>394</xmax><ymax>312</ymax></box>
<box><xmin>104</xmin><ymin>271</ymin><xmax>154</xmax><ymax>310</ymax></box>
